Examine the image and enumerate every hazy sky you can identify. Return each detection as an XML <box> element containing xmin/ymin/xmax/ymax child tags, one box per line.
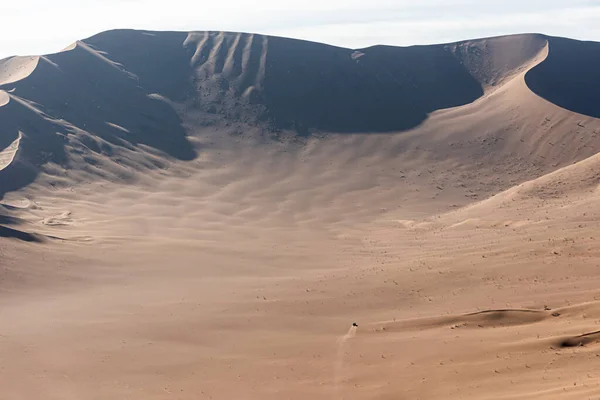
<box><xmin>1</xmin><ymin>0</ymin><xmax>599</xmax><ymax>59</ymax></box>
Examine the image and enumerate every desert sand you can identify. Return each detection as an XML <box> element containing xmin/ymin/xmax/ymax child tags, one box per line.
<box><xmin>1</xmin><ymin>30</ymin><xmax>600</xmax><ymax>399</ymax></box>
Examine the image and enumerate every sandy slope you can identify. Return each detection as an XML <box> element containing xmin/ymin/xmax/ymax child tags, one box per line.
<box><xmin>1</xmin><ymin>31</ymin><xmax>600</xmax><ymax>399</ymax></box>
<box><xmin>0</xmin><ymin>56</ymin><xmax>40</xmax><ymax>86</ymax></box>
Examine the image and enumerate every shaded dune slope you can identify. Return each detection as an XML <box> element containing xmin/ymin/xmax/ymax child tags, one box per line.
<box><xmin>1</xmin><ymin>42</ymin><xmax>195</xmax><ymax>160</ymax></box>
<box><xmin>0</xmin><ymin>31</ymin><xmax>599</xmax><ymax>201</ymax></box>
<box><xmin>0</xmin><ymin>40</ymin><xmax>197</xmax><ymax>198</ymax></box>
<box><xmin>0</xmin><ymin>93</ymin><xmax>68</xmax><ymax>195</ymax></box>
<box><xmin>83</xmin><ymin>30</ymin><xmax>486</xmax><ymax>133</ymax></box>
<box><xmin>448</xmin><ymin>33</ymin><xmax>548</xmax><ymax>89</ymax></box>
<box><xmin>526</xmin><ymin>37</ymin><xmax>600</xmax><ymax>118</ymax></box>
<box><xmin>260</xmin><ymin>37</ymin><xmax>483</xmax><ymax>133</ymax></box>
<box><xmin>0</xmin><ymin>206</ymin><xmax>46</xmax><ymax>242</ymax></box>
<box><xmin>84</xmin><ymin>31</ymin><xmax>551</xmax><ymax>133</ymax></box>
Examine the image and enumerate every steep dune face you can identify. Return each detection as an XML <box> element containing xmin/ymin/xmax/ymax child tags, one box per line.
<box><xmin>261</xmin><ymin>38</ymin><xmax>484</xmax><ymax>133</ymax></box>
<box><xmin>0</xmin><ymin>31</ymin><xmax>562</xmax><ymax>198</ymax></box>
<box><xmin>79</xmin><ymin>31</ymin><xmax>560</xmax><ymax>135</ymax></box>
<box><xmin>526</xmin><ymin>37</ymin><xmax>600</xmax><ymax>118</ymax></box>
<box><xmin>0</xmin><ymin>39</ymin><xmax>196</xmax><ymax>198</ymax></box>
<box><xmin>82</xmin><ymin>30</ymin><xmax>486</xmax><ymax>133</ymax></box>
<box><xmin>0</xmin><ymin>56</ymin><xmax>40</xmax><ymax>86</ymax></box>
<box><xmin>0</xmin><ymin>91</ymin><xmax>68</xmax><ymax>196</ymax></box>
<box><xmin>448</xmin><ymin>33</ymin><xmax>548</xmax><ymax>89</ymax></box>
<box><xmin>83</xmin><ymin>30</ymin><xmax>193</xmax><ymax>101</ymax></box>
<box><xmin>6</xmin><ymin>42</ymin><xmax>196</xmax><ymax>161</ymax></box>
<box><xmin>2</xmin><ymin>30</ymin><xmax>600</xmax><ymax>400</ymax></box>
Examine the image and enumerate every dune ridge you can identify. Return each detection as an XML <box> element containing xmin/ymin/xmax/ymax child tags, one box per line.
<box><xmin>526</xmin><ymin>36</ymin><xmax>600</xmax><ymax>118</ymax></box>
<box><xmin>0</xmin><ymin>56</ymin><xmax>40</xmax><ymax>86</ymax></box>
<box><xmin>0</xmin><ymin>132</ymin><xmax>21</xmax><ymax>171</ymax></box>
<box><xmin>1</xmin><ymin>31</ymin><xmax>594</xmax><ymax>199</ymax></box>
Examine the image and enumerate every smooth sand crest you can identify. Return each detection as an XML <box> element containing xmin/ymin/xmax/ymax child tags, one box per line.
<box><xmin>1</xmin><ymin>30</ymin><xmax>600</xmax><ymax>399</ymax></box>
<box><xmin>0</xmin><ymin>56</ymin><xmax>39</xmax><ymax>86</ymax></box>
<box><xmin>0</xmin><ymin>90</ymin><xmax>8</xmax><ymax>107</ymax></box>
<box><xmin>0</xmin><ymin>132</ymin><xmax>20</xmax><ymax>171</ymax></box>
<box><xmin>334</xmin><ymin>325</ymin><xmax>358</xmax><ymax>400</ymax></box>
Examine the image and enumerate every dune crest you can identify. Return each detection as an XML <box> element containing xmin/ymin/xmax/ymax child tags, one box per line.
<box><xmin>526</xmin><ymin>37</ymin><xmax>600</xmax><ymax>118</ymax></box>
<box><xmin>0</xmin><ymin>132</ymin><xmax>21</xmax><ymax>172</ymax></box>
<box><xmin>0</xmin><ymin>89</ymin><xmax>8</xmax><ymax>107</ymax></box>
<box><xmin>449</xmin><ymin>33</ymin><xmax>548</xmax><ymax>91</ymax></box>
<box><xmin>0</xmin><ymin>56</ymin><xmax>39</xmax><ymax>86</ymax></box>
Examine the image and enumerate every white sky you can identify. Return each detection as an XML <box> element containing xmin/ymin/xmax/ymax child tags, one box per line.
<box><xmin>1</xmin><ymin>0</ymin><xmax>599</xmax><ymax>59</ymax></box>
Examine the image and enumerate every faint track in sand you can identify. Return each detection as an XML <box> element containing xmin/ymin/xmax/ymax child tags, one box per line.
<box><xmin>334</xmin><ymin>325</ymin><xmax>357</xmax><ymax>400</ymax></box>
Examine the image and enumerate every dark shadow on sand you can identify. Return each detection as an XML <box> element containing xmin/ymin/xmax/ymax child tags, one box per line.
<box><xmin>0</xmin><ymin>225</ymin><xmax>42</xmax><ymax>242</ymax></box>
<box><xmin>525</xmin><ymin>37</ymin><xmax>600</xmax><ymax>119</ymax></box>
<box><xmin>0</xmin><ymin>35</ymin><xmax>197</xmax><ymax>197</ymax></box>
<box><xmin>262</xmin><ymin>38</ymin><xmax>484</xmax><ymax>133</ymax></box>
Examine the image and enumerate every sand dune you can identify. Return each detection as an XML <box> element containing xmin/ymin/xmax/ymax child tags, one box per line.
<box><xmin>526</xmin><ymin>36</ymin><xmax>600</xmax><ymax>118</ymax></box>
<box><xmin>0</xmin><ymin>132</ymin><xmax>20</xmax><ymax>171</ymax></box>
<box><xmin>0</xmin><ymin>90</ymin><xmax>9</xmax><ymax>107</ymax></box>
<box><xmin>0</xmin><ymin>56</ymin><xmax>40</xmax><ymax>86</ymax></box>
<box><xmin>1</xmin><ymin>30</ymin><xmax>600</xmax><ymax>399</ymax></box>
